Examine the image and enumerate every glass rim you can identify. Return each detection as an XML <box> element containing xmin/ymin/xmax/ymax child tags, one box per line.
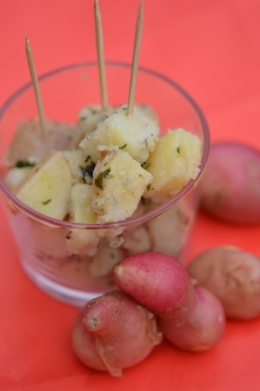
<box><xmin>0</xmin><ymin>61</ymin><xmax>210</xmax><ymax>229</ymax></box>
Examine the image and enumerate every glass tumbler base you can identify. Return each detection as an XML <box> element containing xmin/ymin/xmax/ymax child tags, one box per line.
<box><xmin>21</xmin><ymin>261</ymin><xmax>106</xmax><ymax>307</ymax></box>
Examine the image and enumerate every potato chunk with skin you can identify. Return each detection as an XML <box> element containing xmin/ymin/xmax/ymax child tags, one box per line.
<box><xmin>15</xmin><ymin>151</ymin><xmax>72</xmax><ymax>219</ymax></box>
<box><xmin>91</xmin><ymin>149</ymin><xmax>153</xmax><ymax>223</ymax></box>
<box><xmin>80</xmin><ymin>105</ymin><xmax>159</xmax><ymax>164</ymax></box>
<box><xmin>4</xmin><ymin>119</ymin><xmax>81</xmax><ymax>167</ymax></box>
<box><xmin>66</xmin><ymin>183</ymin><xmax>99</xmax><ymax>256</ymax></box>
<box><xmin>144</xmin><ymin>128</ymin><xmax>202</xmax><ymax>202</ymax></box>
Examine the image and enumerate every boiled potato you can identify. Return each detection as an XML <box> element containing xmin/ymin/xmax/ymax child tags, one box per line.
<box><xmin>64</xmin><ymin>149</ymin><xmax>95</xmax><ymax>185</ymax></box>
<box><xmin>89</xmin><ymin>247</ymin><xmax>125</xmax><ymax>277</ymax></box>
<box><xmin>79</xmin><ymin>105</ymin><xmax>159</xmax><ymax>164</ymax></box>
<box><xmin>91</xmin><ymin>149</ymin><xmax>153</xmax><ymax>223</ymax></box>
<box><xmin>144</xmin><ymin>128</ymin><xmax>202</xmax><ymax>202</ymax></box>
<box><xmin>15</xmin><ymin>151</ymin><xmax>72</xmax><ymax>219</ymax></box>
<box><xmin>78</xmin><ymin>104</ymin><xmax>114</xmax><ymax>136</ymax></box>
<box><xmin>66</xmin><ymin>183</ymin><xmax>99</xmax><ymax>256</ymax></box>
<box><xmin>146</xmin><ymin>201</ymin><xmax>194</xmax><ymax>257</ymax></box>
<box><xmin>123</xmin><ymin>225</ymin><xmax>151</xmax><ymax>255</ymax></box>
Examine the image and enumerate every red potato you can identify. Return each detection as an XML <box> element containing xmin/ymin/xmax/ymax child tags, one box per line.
<box><xmin>188</xmin><ymin>246</ymin><xmax>260</xmax><ymax>320</ymax></box>
<box><xmin>113</xmin><ymin>252</ymin><xmax>225</xmax><ymax>351</ymax></box>
<box><xmin>200</xmin><ymin>141</ymin><xmax>260</xmax><ymax>224</ymax></box>
<box><xmin>71</xmin><ymin>290</ymin><xmax>162</xmax><ymax>377</ymax></box>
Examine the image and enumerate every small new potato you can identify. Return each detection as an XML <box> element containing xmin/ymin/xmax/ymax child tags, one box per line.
<box><xmin>200</xmin><ymin>141</ymin><xmax>260</xmax><ymax>224</ymax></box>
<box><xmin>71</xmin><ymin>290</ymin><xmax>162</xmax><ymax>377</ymax></box>
<box><xmin>114</xmin><ymin>252</ymin><xmax>225</xmax><ymax>351</ymax></box>
<box><xmin>188</xmin><ymin>246</ymin><xmax>260</xmax><ymax>320</ymax></box>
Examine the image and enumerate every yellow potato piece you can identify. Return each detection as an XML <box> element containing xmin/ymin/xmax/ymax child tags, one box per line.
<box><xmin>80</xmin><ymin>105</ymin><xmax>159</xmax><ymax>164</ymax></box>
<box><xmin>91</xmin><ymin>149</ymin><xmax>153</xmax><ymax>223</ymax></box>
<box><xmin>15</xmin><ymin>151</ymin><xmax>72</xmax><ymax>219</ymax></box>
<box><xmin>144</xmin><ymin>128</ymin><xmax>202</xmax><ymax>202</ymax></box>
<box><xmin>67</xmin><ymin>183</ymin><xmax>99</xmax><ymax>256</ymax></box>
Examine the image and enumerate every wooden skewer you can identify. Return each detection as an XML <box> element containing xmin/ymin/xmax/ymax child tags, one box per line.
<box><xmin>25</xmin><ymin>36</ymin><xmax>48</xmax><ymax>139</ymax></box>
<box><xmin>94</xmin><ymin>0</ymin><xmax>108</xmax><ymax>110</ymax></box>
<box><xmin>127</xmin><ymin>0</ymin><xmax>144</xmax><ymax>116</ymax></box>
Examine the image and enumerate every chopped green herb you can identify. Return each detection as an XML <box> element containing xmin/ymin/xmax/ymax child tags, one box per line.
<box><xmin>95</xmin><ymin>168</ymin><xmax>111</xmax><ymax>190</ymax></box>
<box><xmin>85</xmin><ymin>156</ymin><xmax>91</xmax><ymax>163</ymax></box>
<box><xmin>16</xmin><ymin>160</ymin><xmax>35</xmax><ymax>168</ymax></box>
<box><xmin>103</xmin><ymin>168</ymin><xmax>111</xmax><ymax>178</ymax></box>
<box><xmin>119</xmin><ymin>143</ymin><xmax>127</xmax><ymax>150</ymax></box>
<box><xmin>42</xmin><ymin>199</ymin><xmax>51</xmax><ymax>205</ymax></box>
<box><xmin>141</xmin><ymin>161</ymin><xmax>151</xmax><ymax>169</ymax></box>
<box><xmin>177</xmin><ymin>147</ymin><xmax>182</xmax><ymax>154</ymax></box>
<box><xmin>146</xmin><ymin>183</ymin><xmax>152</xmax><ymax>192</ymax></box>
<box><xmin>80</xmin><ymin>117</ymin><xmax>86</xmax><ymax>121</ymax></box>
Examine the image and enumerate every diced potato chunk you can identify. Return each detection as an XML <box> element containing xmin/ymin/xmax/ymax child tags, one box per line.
<box><xmin>146</xmin><ymin>201</ymin><xmax>194</xmax><ymax>257</ymax></box>
<box><xmin>80</xmin><ymin>105</ymin><xmax>159</xmax><ymax>164</ymax></box>
<box><xmin>123</xmin><ymin>226</ymin><xmax>151</xmax><ymax>255</ymax></box>
<box><xmin>91</xmin><ymin>149</ymin><xmax>153</xmax><ymax>223</ymax></box>
<box><xmin>4</xmin><ymin>119</ymin><xmax>81</xmax><ymax>167</ymax></box>
<box><xmin>144</xmin><ymin>128</ymin><xmax>202</xmax><ymax>202</ymax></box>
<box><xmin>64</xmin><ymin>149</ymin><xmax>95</xmax><ymax>185</ymax></box>
<box><xmin>78</xmin><ymin>104</ymin><xmax>114</xmax><ymax>136</ymax></box>
<box><xmin>15</xmin><ymin>151</ymin><xmax>72</xmax><ymax>219</ymax></box>
<box><xmin>69</xmin><ymin>183</ymin><xmax>97</xmax><ymax>224</ymax></box>
<box><xmin>66</xmin><ymin>183</ymin><xmax>99</xmax><ymax>256</ymax></box>
<box><xmin>89</xmin><ymin>247</ymin><xmax>125</xmax><ymax>277</ymax></box>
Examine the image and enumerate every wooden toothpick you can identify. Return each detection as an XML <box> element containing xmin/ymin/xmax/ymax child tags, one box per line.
<box><xmin>25</xmin><ymin>36</ymin><xmax>48</xmax><ymax>139</ymax></box>
<box><xmin>94</xmin><ymin>0</ymin><xmax>108</xmax><ymax>110</ymax></box>
<box><xmin>127</xmin><ymin>0</ymin><xmax>144</xmax><ymax>116</ymax></box>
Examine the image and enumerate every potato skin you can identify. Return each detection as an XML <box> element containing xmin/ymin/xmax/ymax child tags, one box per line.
<box><xmin>160</xmin><ymin>285</ymin><xmax>225</xmax><ymax>351</ymax></box>
<box><xmin>200</xmin><ymin>142</ymin><xmax>260</xmax><ymax>224</ymax></box>
<box><xmin>71</xmin><ymin>290</ymin><xmax>162</xmax><ymax>377</ymax></box>
<box><xmin>114</xmin><ymin>252</ymin><xmax>225</xmax><ymax>351</ymax></box>
<box><xmin>188</xmin><ymin>246</ymin><xmax>260</xmax><ymax>320</ymax></box>
<box><xmin>114</xmin><ymin>252</ymin><xmax>193</xmax><ymax>314</ymax></box>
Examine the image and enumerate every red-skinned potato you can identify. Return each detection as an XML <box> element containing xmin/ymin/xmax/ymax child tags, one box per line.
<box><xmin>71</xmin><ymin>289</ymin><xmax>162</xmax><ymax>377</ymax></box>
<box><xmin>113</xmin><ymin>252</ymin><xmax>225</xmax><ymax>351</ymax></box>
<box><xmin>200</xmin><ymin>141</ymin><xmax>260</xmax><ymax>224</ymax></box>
<box><xmin>188</xmin><ymin>246</ymin><xmax>260</xmax><ymax>320</ymax></box>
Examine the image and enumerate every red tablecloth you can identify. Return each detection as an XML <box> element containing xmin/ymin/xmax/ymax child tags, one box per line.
<box><xmin>1</xmin><ymin>1</ymin><xmax>260</xmax><ymax>390</ymax></box>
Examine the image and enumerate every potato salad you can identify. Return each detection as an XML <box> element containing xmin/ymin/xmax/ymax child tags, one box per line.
<box><xmin>4</xmin><ymin>102</ymin><xmax>202</xmax><ymax>279</ymax></box>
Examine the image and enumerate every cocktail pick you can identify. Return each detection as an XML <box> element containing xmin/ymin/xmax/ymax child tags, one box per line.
<box><xmin>127</xmin><ymin>0</ymin><xmax>144</xmax><ymax>116</ymax></box>
<box><xmin>25</xmin><ymin>36</ymin><xmax>48</xmax><ymax>139</ymax></box>
<box><xmin>94</xmin><ymin>0</ymin><xmax>108</xmax><ymax>110</ymax></box>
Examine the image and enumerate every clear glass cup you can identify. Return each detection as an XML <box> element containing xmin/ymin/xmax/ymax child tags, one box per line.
<box><xmin>0</xmin><ymin>62</ymin><xmax>209</xmax><ymax>306</ymax></box>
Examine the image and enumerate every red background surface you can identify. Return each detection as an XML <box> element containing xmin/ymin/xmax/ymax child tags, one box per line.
<box><xmin>1</xmin><ymin>0</ymin><xmax>260</xmax><ymax>390</ymax></box>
